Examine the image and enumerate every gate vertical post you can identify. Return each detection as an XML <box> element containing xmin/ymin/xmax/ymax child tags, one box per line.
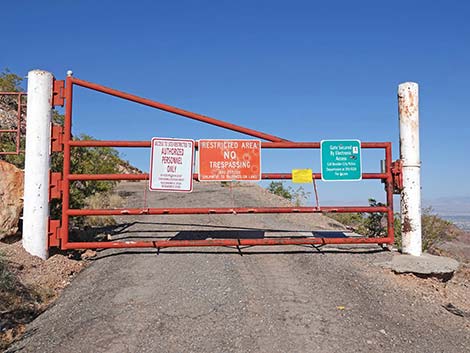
<box><xmin>398</xmin><ymin>82</ymin><xmax>422</xmax><ymax>256</ymax></box>
<box><xmin>23</xmin><ymin>70</ymin><xmax>53</xmax><ymax>259</ymax></box>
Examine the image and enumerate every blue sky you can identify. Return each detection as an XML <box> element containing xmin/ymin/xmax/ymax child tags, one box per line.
<box><xmin>3</xmin><ymin>0</ymin><xmax>469</xmax><ymax>204</ymax></box>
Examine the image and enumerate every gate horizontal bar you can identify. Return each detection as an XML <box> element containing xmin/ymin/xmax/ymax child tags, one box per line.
<box><xmin>70</xmin><ymin>77</ymin><xmax>288</xmax><ymax>143</ymax></box>
<box><xmin>68</xmin><ymin>140</ymin><xmax>390</xmax><ymax>149</ymax></box>
<box><xmin>67</xmin><ymin>206</ymin><xmax>388</xmax><ymax>216</ymax></box>
<box><xmin>67</xmin><ymin>172</ymin><xmax>388</xmax><ymax>181</ymax></box>
<box><xmin>62</xmin><ymin>236</ymin><xmax>394</xmax><ymax>250</ymax></box>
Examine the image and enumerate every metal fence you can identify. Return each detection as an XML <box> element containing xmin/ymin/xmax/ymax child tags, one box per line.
<box><xmin>48</xmin><ymin>76</ymin><xmax>402</xmax><ymax>250</ymax></box>
<box><xmin>0</xmin><ymin>92</ymin><xmax>26</xmax><ymax>155</ymax></box>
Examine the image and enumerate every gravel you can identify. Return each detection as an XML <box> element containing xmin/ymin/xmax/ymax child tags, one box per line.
<box><xmin>7</xmin><ymin>181</ymin><xmax>470</xmax><ymax>353</ymax></box>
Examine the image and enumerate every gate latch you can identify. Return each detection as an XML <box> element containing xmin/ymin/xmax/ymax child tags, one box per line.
<box><xmin>391</xmin><ymin>159</ymin><xmax>403</xmax><ymax>194</ymax></box>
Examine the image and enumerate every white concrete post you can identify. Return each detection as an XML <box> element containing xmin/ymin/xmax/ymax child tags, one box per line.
<box><xmin>23</xmin><ymin>70</ymin><xmax>54</xmax><ymax>259</ymax></box>
<box><xmin>398</xmin><ymin>82</ymin><xmax>422</xmax><ymax>256</ymax></box>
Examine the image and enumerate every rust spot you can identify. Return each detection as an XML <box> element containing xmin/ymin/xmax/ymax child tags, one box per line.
<box><xmin>398</xmin><ymin>87</ymin><xmax>418</xmax><ymax>119</ymax></box>
<box><xmin>408</xmin><ymin>90</ymin><xmax>414</xmax><ymax>107</ymax></box>
<box><xmin>402</xmin><ymin>216</ymin><xmax>413</xmax><ymax>233</ymax></box>
<box><xmin>398</xmin><ymin>94</ymin><xmax>407</xmax><ymax>117</ymax></box>
<box><xmin>400</xmin><ymin>196</ymin><xmax>414</xmax><ymax>233</ymax></box>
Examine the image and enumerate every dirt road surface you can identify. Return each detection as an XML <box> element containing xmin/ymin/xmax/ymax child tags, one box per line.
<box><xmin>7</xmin><ymin>182</ymin><xmax>470</xmax><ymax>352</ymax></box>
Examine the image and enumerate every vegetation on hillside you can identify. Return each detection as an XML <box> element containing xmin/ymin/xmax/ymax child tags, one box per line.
<box><xmin>0</xmin><ymin>69</ymin><xmax>22</xmax><ymax>91</ymax></box>
<box><xmin>266</xmin><ymin>181</ymin><xmax>311</xmax><ymax>206</ymax></box>
<box><xmin>327</xmin><ymin>202</ymin><xmax>458</xmax><ymax>251</ymax></box>
<box><xmin>0</xmin><ymin>69</ymin><xmax>25</xmax><ymax>165</ymax></box>
<box><xmin>0</xmin><ymin>69</ymin><xmax>125</xmax><ymax>226</ymax></box>
<box><xmin>266</xmin><ymin>181</ymin><xmax>459</xmax><ymax>251</ymax></box>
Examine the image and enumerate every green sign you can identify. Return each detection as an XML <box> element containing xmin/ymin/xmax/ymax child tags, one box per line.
<box><xmin>321</xmin><ymin>140</ymin><xmax>362</xmax><ymax>181</ymax></box>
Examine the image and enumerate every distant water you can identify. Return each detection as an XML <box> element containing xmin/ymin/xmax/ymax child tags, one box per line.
<box><xmin>441</xmin><ymin>215</ymin><xmax>470</xmax><ymax>231</ymax></box>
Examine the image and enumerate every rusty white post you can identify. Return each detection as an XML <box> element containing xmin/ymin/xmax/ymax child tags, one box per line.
<box><xmin>398</xmin><ymin>82</ymin><xmax>422</xmax><ymax>256</ymax></box>
<box><xmin>23</xmin><ymin>70</ymin><xmax>53</xmax><ymax>259</ymax></box>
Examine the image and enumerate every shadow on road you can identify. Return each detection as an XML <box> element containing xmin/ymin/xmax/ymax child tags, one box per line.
<box><xmin>111</xmin><ymin>221</ymin><xmax>345</xmax><ymax>234</ymax></box>
<box><xmin>71</xmin><ymin>221</ymin><xmax>352</xmax><ymax>241</ymax></box>
<box><xmin>71</xmin><ymin>220</ymin><xmax>387</xmax><ymax>261</ymax></box>
<box><xmin>90</xmin><ymin>245</ymin><xmax>387</xmax><ymax>261</ymax></box>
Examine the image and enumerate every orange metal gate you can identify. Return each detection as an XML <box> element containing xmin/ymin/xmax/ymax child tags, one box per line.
<box><xmin>48</xmin><ymin>76</ymin><xmax>403</xmax><ymax>250</ymax></box>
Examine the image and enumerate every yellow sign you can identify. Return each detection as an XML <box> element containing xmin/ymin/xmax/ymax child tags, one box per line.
<box><xmin>292</xmin><ymin>169</ymin><xmax>313</xmax><ymax>183</ymax></box>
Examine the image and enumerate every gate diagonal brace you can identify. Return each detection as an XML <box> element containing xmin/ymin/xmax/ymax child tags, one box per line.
<box><xmin>391</xmin><ymin>160</ymin><xmax>404</xmax><ymax>194</ymax></box>
<box><xmin>52</xmin><ymin>80</ymin><xmax>65</xmax><ymax>107</ymax></box>
<box><xmin>48</xmin><ymin>219</ymin><xmax>61</xmax><ymax>248</ymax></box>
<box><xmin>50</xmin><ymin>172</ymin><xmax>63</xmax><ymax>200</ymax></box>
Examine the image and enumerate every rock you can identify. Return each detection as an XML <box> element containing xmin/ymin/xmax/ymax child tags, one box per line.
<box><xmin>443</xmin><ymin>303</ymin><xmax>470</xmax><ymax>318</ymax></box>
<box><xmin>391</xmin><ymin>253</ymin><xmax>459</xmax><ymax>278</ymax></box>
<box><xmin>0</xmin><ymin>160</ymin><xmax>24</xmax><ymax>239</ymax></box>
<box><xmin>81</xmin><ymin>249</ymin><xmax>97</xmax><ymax>260</ymax></box>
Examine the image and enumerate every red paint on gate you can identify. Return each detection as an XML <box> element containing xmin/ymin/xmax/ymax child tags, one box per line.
<box><xmin>48</xmin><ymin>76</ymin><xmax>400</xmax><ymax>251</ymax></box>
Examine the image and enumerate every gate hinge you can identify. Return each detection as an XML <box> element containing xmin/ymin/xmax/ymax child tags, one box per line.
<box><xmin>391</xmin><ymin>159</ymin><xmax>403</xmax><ymax>194</ymax></box>
<box><xmin>48</xmin><ymin>219</ymin><xmax>61</xmax><ymax>248</ymax></box>
<box><xmin>51</xmin><ymin>124</ymin><xmax>64</xmax><ymax>152</ymax></box>
<box><xmin>53</xmin><ymin>80</ymin><xmax>65</xmax><ymax>107</ymax></box>
<box><xmin>50</xmin><ymin>172</ymin><xmax>63</xmax><ymax>200</ymax></box>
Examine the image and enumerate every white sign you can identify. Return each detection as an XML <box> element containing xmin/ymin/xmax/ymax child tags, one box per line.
<box><xmin>149</xmin><ymin>137</ymin><xmax>195</xmax><ymax>192</ymax></box>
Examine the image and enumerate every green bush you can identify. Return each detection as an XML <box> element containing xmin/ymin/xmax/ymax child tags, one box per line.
<box><xmin>327</xmin><ymin>199</ymin><xmax>387</xmax><ymax>237</ymax></box>
<box><xmin>327</xmin><ymin>212</ymin><xmax>366</xmax><ymax>230</ymax></box>
<box><xmin>328</xmin><ymin>200</ymin><xmax>458</xmax><ymax>252</ymax></box>
<box><xmin>420</xmin><ymin>207</ymin><xmax>457</xmax><ymax>250</ymax></box>
<box><xmin>50</xmin><ymin>134</ymin><xmax>121</xmax><ymax>223</ymax></box>
<box><xmin>1</xmin><ymin>69</ymin><xmax>123</xmax><ymax>227</ymax></box>
<box><xmin>357</xmin><ymin>199</ymin><xmax>387</xmax><ymax>237</ymax></box>
<box><xmin>266</xmin><ymin>181</ymin><xmax>311</xmax><ymax>206</ymax></box>
<box><xmin>0</xmin><ymin>138</ymin><xmax>25</xmax><ymax>166</ymax></box>
<box><xmin>82</xmin><ymin>192</ymin><xmax>124</xmax><ymax>227</ymax></box>
<box><xmin>267</xmin><ymin>181</ymin><xmax>292</xmax><ymax>200</ymax></box>
<box><xmin>391</xmin><ymin>207</ymin><xmax>457</xmax><ymax>251</ymax></box>
<box><xmin>0</xmin><ymin>69</ymin><xmax>22</xmax><ymax>91</ymax></box>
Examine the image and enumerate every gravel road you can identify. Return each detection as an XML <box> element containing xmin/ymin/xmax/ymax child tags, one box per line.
<box><xmin>8</xmin><ymin>182</ymin><xmax>470</xmax><ymax>353</ymax></box>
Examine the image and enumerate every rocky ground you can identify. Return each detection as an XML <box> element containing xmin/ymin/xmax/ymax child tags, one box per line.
<box><xmin>0</xmin><ymin>237</ymin><xmax>85</xmax><ymax>350</ymax></box>
<box><xmin>1</xmin><ymin>181</ymin><xmax>469</xmax><ymax>352</ymax></box>
<box><xmin>433</xmin><ymin>230</ymin><xmax>470</xmax><ymax>266</ymax></box>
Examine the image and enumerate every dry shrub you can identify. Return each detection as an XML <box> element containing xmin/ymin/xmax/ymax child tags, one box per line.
<box><xmin>83</xmin><ymin>192</ymin><xmax>124</xmax><ymax>227</ymax></box>
<box><xmin>421</xmin><ymin>207</ymin><xmax>459</xmax><ymax>251</ymax></box>
<box><xmin>394</xmin><ymin>207</ymin><xmax>459</xmax><ymax>251</ymax></box>
<box><xmin>328</xmin><ymin>202</ymin><xmax>459</xmax><ymax>252</ymax></box>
